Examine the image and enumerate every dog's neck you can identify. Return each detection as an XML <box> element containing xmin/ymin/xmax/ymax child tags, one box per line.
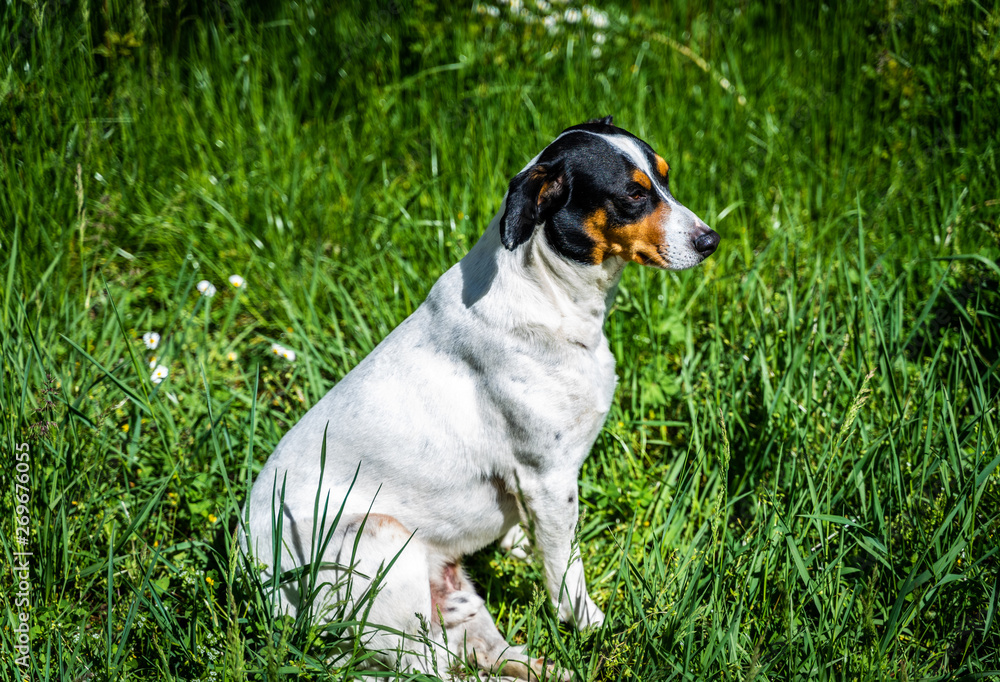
<box><xmin>459</xmin><ymin>212</ymin><xmax>625</xmax><ymax>349</ymax></box>
<box><xmin>521</xmin><ymin>226</ymin><xmax>625</xmax><ymax>325</ymax></box>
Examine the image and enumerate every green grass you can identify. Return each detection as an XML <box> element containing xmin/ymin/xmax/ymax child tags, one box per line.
<box><xmin>2</xmin><ymin>0</ymin><xmax>999</xmax><ymax>679</ymax></box>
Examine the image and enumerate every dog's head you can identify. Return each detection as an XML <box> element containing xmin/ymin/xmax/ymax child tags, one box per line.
<box><xmin>499</xmin><ymin>116</ymin><xmax>719</xmax><ymax>270</ymax></box>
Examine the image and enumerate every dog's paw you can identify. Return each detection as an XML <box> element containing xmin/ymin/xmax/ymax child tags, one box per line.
<box><xmin>439</xmin><ymin>590</ymin><xmax>486</xmax><ymax>627</ymax></box>
<box><xmin>494</xmin><ymin>647</ymin><xmax>572</xmax><ymax>681</ymax></box>
<box><xmin>558</xmin><ymin>596</ymin><xmax>604</xmax><ymax>630</ymax></box>
<box><xmin>529</xmin><ymin>656</ymin><xmax>573</xmax><ymax>682</ymax></box>
<box><xmin>499</xmin><ymin>525</ymin><xmax>531</xmax><ymax>560</ymax></box>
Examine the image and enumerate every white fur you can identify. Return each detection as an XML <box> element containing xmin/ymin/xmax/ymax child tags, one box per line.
<box><xmin>240</xmin><ymin>130</ymin><xmax>714</xmax><ymax>678</ymax></box>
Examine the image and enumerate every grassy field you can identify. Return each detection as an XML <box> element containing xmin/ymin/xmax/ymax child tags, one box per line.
<box><xmin>2</xmin><ymin>0</ymin><xmax>999</xmax><ymax>679</ymax></box>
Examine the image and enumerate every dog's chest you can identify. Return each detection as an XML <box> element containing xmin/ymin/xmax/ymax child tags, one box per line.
<box><xmin>421</xmin><ymin>266</ymin><xmax>620</xmax><ymax>466</ymax></box>
<box><xmin>474</xmin><ymin>335</ymin><xmax>617</xmax><ymax>465</ymax></box>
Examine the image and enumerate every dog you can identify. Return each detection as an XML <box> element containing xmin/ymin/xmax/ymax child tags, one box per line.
<box><xmin>241</xmin><ymin>116</ymin><xmax>720</xmax><ymax>678</ymax></box>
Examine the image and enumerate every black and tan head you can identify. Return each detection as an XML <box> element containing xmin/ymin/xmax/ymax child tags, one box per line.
<box><xmin>499</xmin><ymin>116</ymin><xmax>720</xmax><ymax>270</ymax></box>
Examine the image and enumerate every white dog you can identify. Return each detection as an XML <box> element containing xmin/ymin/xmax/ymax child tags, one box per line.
<box><xmin>241</xmin><ymin>117</ymin><xmax>720</xmax><ymax>678</ymax></box>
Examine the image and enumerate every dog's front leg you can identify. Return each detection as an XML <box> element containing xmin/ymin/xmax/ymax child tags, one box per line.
<box><xmin>520</xmin><ymin>474</ymin><xmax>605</xmax><ymax>629</ymax></box>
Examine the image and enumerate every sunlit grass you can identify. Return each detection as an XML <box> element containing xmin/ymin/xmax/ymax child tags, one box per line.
<box><xmin>1</xmin><ymin>1</ymin><xmax>998</xmax><ymax>680</ymax></box>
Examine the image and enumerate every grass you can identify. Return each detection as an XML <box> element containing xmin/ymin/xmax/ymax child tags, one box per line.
<box><xmin>1</xmin><ymin>0</ymin><xmax>999</xmax><ymax>679</ymax></box>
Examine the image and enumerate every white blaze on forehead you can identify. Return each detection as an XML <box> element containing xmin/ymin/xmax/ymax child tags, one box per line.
<box><xmin>594</xmin><ymin>134</ymin><xmax>652</xmax><ymax>176</ymax></box>
<box><xmin>590</xmin><ymin>133</ymin><xmax>675</xmax><ymax>204</ymax></box>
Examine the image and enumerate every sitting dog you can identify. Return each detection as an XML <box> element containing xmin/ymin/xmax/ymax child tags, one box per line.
<box><xmin>241</xmin><ymin>116</ymin><xmax>720</xmax><ymax>678</ymax></box>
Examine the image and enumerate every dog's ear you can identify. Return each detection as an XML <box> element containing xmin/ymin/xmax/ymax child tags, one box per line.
<box><xmin>499</xmin><ymin>163</ymin><xmax>567</xmax><ymax>251</ymax></box>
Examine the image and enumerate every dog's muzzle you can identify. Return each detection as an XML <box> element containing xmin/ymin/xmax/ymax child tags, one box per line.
<box><xmin>693</xmin><ymin>230</ymin><xmax>721</xmax><ymax>257</ymax></box>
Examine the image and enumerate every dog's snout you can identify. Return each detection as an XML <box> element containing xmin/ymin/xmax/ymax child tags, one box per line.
<box><xmin>693</xmin><ymin>230</ymin><xmax>720</xmax><ymax>256</ymax></box>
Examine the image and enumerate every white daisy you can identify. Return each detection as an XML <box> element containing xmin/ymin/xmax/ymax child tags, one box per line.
<box><xmin>197</xmin><ymin>280</ymin><xmax>217</xmax><ymax>297</ymax></box>
<box><xmin>142</xmin><ymin>332</ymin><xmax>160</xmax><ymax>350</ymax></box>
<box><xmin>150</xmin><ymin>365</ymin><xmax>169</xmax><ymax>384</ymax></box>
<box><xmin>585</xmin><ymin>7</ymin><xmax>609</xmax><ymax>28</ymax></box>
<box><xmin>270</xmin><ymin>343</ymin><xmax>296</xmax><ymax>362</ymax></box>
<box><xmin>228</xmin><ymin>274</ymin><xmax>246</xmax><ymax>289</ymax></box>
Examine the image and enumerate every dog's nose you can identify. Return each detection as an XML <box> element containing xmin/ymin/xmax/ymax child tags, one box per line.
<box><xmin>693</xmin><ymin>230</ymin><xmax>720</xmax><ymax>256</ymax></box>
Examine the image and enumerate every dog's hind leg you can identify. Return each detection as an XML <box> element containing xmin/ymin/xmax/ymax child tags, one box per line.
<box><xmin>432</xmin><ymin>562</ymin><xmax>571</xmax><ymax>681</ymax></box>
<box><xmin>326</xmin><ymin>513</ymin><xmax>450</xmax><ymax>676</ymax></box>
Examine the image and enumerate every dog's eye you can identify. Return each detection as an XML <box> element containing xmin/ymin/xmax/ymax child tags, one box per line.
<box><xmin>626</xmin><ymin>191</ymin><xmax>646</xmax><ymax>202</ymax></box>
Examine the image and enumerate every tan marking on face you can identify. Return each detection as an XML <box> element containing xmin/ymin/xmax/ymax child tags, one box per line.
<box><xmin>582</xmin><ymin>204</ymin><xmax>672</xmax><ymax>268</ymax></box>
<box><xmin>655</xmin><ymin>155</ymin><xmax>669</xmax><ymax>177</ymax></box>
<box><xmin>582</xmin><ymin>208</ymin><xmax>609</xmax><ymax>263</ymax></box>
<box><xmin>632</xmin><ymin>169</ymin><xmax>652</xmax><ymax>189</ymax></box>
